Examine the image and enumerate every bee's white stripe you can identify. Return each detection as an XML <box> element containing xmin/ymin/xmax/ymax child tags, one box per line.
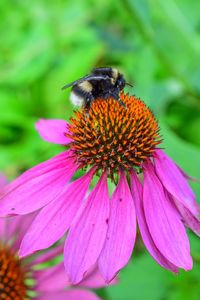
<box><xmin>70</xmin><ymin>91</ymin><xmax>84</xmax><ymax>106</ymax></box>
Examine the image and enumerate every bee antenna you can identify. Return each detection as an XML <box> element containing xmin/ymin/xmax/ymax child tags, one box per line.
<box><xmin>125</xmin><ymin>82</ymin><xmax>133</xmax><ymax>87</ymax></box>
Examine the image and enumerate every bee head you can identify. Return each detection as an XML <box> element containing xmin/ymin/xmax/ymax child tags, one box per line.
<box><xmin>116</xmin><ymin>74</ymin><xmax>126</xmax><ymax>90</ymax></box>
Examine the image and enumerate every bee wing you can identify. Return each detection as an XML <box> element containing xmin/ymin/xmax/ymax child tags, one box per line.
<box><xmin>62</xmin><ymin>75</ymin><xmax>109</xmax><ymax>90</ymax></box>
<box><xmin>92</xmin><ymin>67</ymin><xmax>112</xmax><ymax>73</ymax></box>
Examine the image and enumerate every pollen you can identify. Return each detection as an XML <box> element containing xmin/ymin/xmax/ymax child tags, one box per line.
<box><xmin>0</xmin><ymin>244</ymin><xmax>27</xmax><ymax>300</ymax></box>
<box><xmin>67</xmin><ymin>92</ymin><xmax>161</xmax><ymax>176</ymax></box>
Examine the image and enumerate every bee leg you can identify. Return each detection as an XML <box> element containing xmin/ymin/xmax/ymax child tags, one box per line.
<box><xmin>117</xmin><ymin>98</ymin><xmax>126</xmax><ymax>108</ymax></box>
<box><xmin>110</xmin><ymin>92</ymin><xmax>126</xmax><ymax>108</ymax></box>
<box><xmin>84</xmin><ymin>94</ymin><xmax>94</xmax><ymax>110</ymax></box>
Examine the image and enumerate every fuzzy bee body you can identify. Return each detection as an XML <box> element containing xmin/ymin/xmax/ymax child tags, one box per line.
<box><xmin>70</xmin><ymin>81</ymin><xmax>93</xmax><ymax>107</ymax></box>
<box><xmin>62</xmin><ymin>67</ymin><xmax>131</xmax><ymax>109</ymax></box>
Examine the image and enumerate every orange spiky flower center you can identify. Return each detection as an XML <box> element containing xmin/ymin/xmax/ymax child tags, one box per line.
<box><xmin>0</xmin><ymin>244</ymin><xmax>27</xmax><ymax>300</ymax></box>
<box><xmin>67</xmin><ymin>92</ymin><xmax>161</xmax><ymax>176</ymax></box>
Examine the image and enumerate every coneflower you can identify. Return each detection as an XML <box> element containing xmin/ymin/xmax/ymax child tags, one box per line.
<box><xmin>0</xmin><ymin>175</ymin><xmax>110</xmax><ymax>299</ymax></box>
<box><xmin>0</xmin><ymin>92</ymin><xmax>199</xmax><ymax>284</ymax></box>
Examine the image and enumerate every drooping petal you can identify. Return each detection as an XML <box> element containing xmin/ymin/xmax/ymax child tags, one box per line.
<box><xmin>19</xmin><ymin>169</ymin><xmax>94</xmax><ymax>257</ymax></box>
<box><xmin>0</xmin><ymin>151</ymin><xmax>78</xmax><ymax>216</ymax></box>
<box><xmin>0</xmin><ymin>218</ymin><xmax>6</xmax><ymax>242</ymax></box>
<box><xmin>99</xmin><ymin>171</ymin><xmax>136</xmax><ymax>282</ymax></box>
<box><xmin>143</xmin><ymin>161</ymin><xmax>192</xmax><ymax>270</ymax></box>
<box><xmin>64</xmin><ymin>172</ymin><xmax>110</xmax><ymax>284</ymax></box>
<box><xmin>35</xmin><ymin>119</ymin><xmax>72</xmax><ymax>145</ymax></box>
<box><xmin>0</xmin><ymin>173</ymin><xmax>7</xmax><ymax>188</ymax></box>
<box><xmin>28</xmin><ymin>244</ymin><xmax>64</xmax><ymax>268</ymax></box>
<box><xmin>173</xmin><ymin>198</ymin><xmax>200</xmax><ymax>237</ymax></box>
<box><xmin>62</xmin><ymin>290</ymin><xmax>101</xmax><ymax>300</ymax></box>
<box><xmin>1</xmin><ymin>151</ymin><xmax>70</xmax><ymax>194</ymax></box>
<box><xmin>37</xmin><ymin>290</ymin><xmax>101</xmax><ymax>300</ymax></box>
<box><xmin>7</xmin><ymin>213</ymin><xmax>37</xmax><ymax>251</ymax></box>
<box><xmin>80</xmin><ymin>265</ymin><xmax>117</xmax><ymax>288</ymax></box>
<box><xmin>34</xmin><ymin>263</ymin><xmax>68</xmax><ymax>292</ymax></box>
<box><xmin>176</xmin><ymin>164</ymin><xmax>199</xmax><ymax>183</ymax></box>
<box><xmin>130</xmin><ymin>170</ymin><xmax>178</xmax><ymax>273</ymax></box>
<box><xmin>154</xmin><ymin>149</ymin><xmax>199</xmax><ymax>215</ymax></box>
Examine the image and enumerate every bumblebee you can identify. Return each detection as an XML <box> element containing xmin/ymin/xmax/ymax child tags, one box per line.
<box><xmin>62</xmin><ymin>67</ymin><xmax>132</xmax><ymax>109</ymax></box>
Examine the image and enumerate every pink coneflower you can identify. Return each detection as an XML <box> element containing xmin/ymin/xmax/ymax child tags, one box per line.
<box><xmin>0</xmin><ymin>212</ymin><xmax>108</xmax><ymax>299</ymax></box>
<box><xmin>0</xmin><ymin>92</ymin><xmax>199</xmax><ymax>284</ymax></box>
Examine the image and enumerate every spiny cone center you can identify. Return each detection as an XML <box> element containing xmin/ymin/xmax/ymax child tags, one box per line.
<box><xmin>67</xmin><ymin>92</ymin><xmax>161</xmax><ymax>175</ymax></box>
<box><xmin>0</xmin><ymin>244</ymin><xmax>27</xmax><ymax>300</ymax></box>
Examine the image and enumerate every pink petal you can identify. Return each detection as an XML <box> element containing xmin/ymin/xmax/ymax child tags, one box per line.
<box><xmin>80</xmin><ymin>265</ymin><xmax>117</xmax><ymax>288</ymax></box>
<box><xmin>0</xmin><ymin>173</ymin><xmax>7</xmax><ymax>188</ymax></box>
<box><xmin>174</xmin><ymin>198</ymin><xmax>200</xmax><ymax>237</ymax></box>
<box><xmin>62</xmin><ymin>290</ymin><xmax>101</xmax><ymax>300</ymax></box>
<box><xmin>154</xmin><ymin>149</ymin><xmax>199</xmax><ymax>215</ymax></box>
<box><xmin>37</xmin><ymin>290</ymin><xmax>101</xmax><ymax>300</ymax></box>
<box><xmin>130</xmin><ymin>170</ymin><xmax>178</xmax><ymax>273</ymax></box>
<box><xmin>0</xmin><ymin>151</ymin><xmax>78</xmax><ymax>216</ymax></box>
<box><xmin>0</xmin><ymin>218</ymin><xmax>6</xmax><ymax>242</ymax></box>
<box><xmin>28</xmin><ymin>244</ymin><xmax>64</xmax><ymax>267</ymax></box>
<box><xmin>143</xmin><ymin>161</ymin><xmax>192</xmax><ymax>270</ymax></box>
<box><xmin>176</xmin><ymin>165</ymin><xmax>199</xmax><ymax>183</ymax></box>
<box><xmin>34</xmin><ymin>263</ymin><xmax>68</xmax><ymax>292</ymax></box>
<box><xmin>35</xmin><ymin>119</ymin><xmax>72</xmax><ymax>145</ymax></box>
<box><xmin>99</xmin><ymin>171</ymin><xmax>136</xmax><ymax>282</ymax></box>
<box><xmin>1</xmin><ymin>151</ymin><xmax>70</xmax><ymax>194</ymax></box>
<box><xmin>64</xmin><ymin>172</ymin><xmax>110</xmax><ymax>284</ymax></box>
<box><xmin>8</xmin><ymin>213</ymin><xmax>37</xmax><ymax>251</ymax></box>
<box><xmin>19</xmin><ymin>169</ymin><xmax>94</xmax><ymax>257</ymax></box>
<box><xmin>0</xmin><ymin>213</ymin><xmax>38</xmax><ymax>250</ymax></box>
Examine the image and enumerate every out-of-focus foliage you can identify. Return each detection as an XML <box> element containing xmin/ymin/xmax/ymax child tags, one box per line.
<box><xmin>0</xmin><ymin>0</ymin><xmax>199</xmax><ymax>299</ymax></box>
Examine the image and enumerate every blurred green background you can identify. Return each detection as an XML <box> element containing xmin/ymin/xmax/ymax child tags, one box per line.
<box><xmin>0</xmin><ymin>0</ymin><xmax>200</xmax><ymax>299</ymax></box>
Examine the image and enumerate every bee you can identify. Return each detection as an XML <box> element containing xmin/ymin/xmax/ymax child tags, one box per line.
<box><xmin>62</xmin><ymin>67</ymin><xmax>132</xmax><ymax>109</ymax></box>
